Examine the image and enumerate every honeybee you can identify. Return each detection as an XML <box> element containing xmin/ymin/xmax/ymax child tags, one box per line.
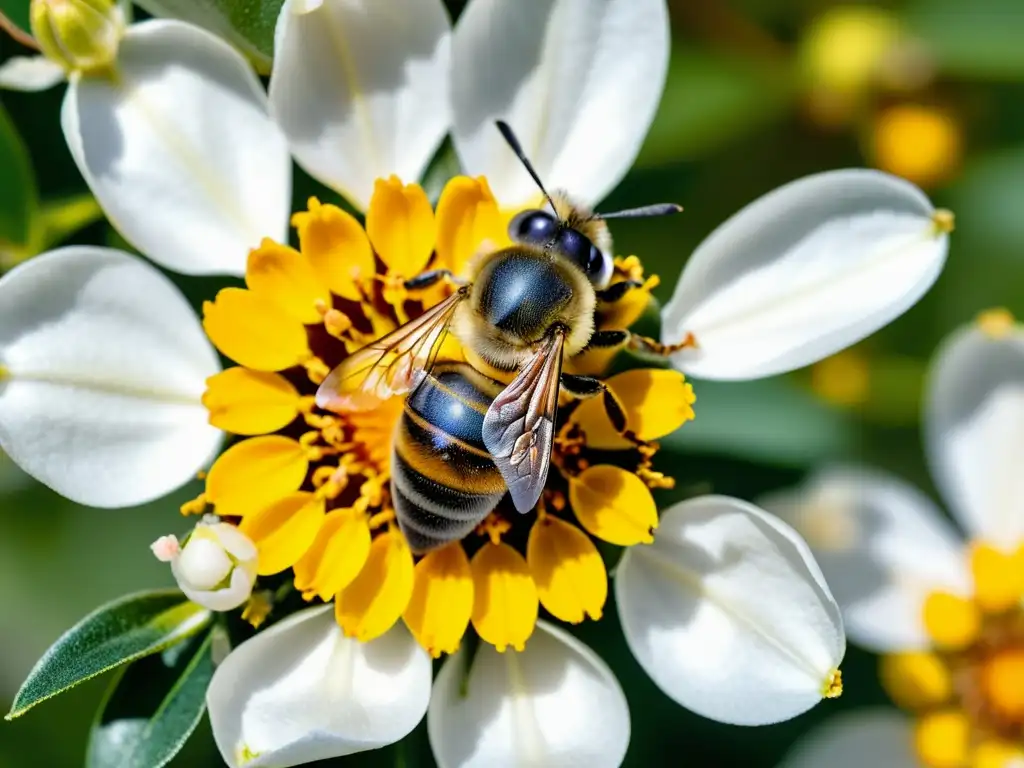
<box><xmin>317</xmin><ymin>121</ymin><xmax>682</xmax><ymax>553</ymax></box>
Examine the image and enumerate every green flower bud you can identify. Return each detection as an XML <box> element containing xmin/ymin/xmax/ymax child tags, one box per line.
<box><xmin>30</xmin><ymin>0</ymin><xmax>125</xmax><ymax>74</ymax></box>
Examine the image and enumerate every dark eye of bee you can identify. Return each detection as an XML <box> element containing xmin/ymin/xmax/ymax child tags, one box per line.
<box><xmin>557</xmin><ymin>228</ymin><xmax>606</xmax><ymax>282</ymax></box>
<box><xmin>510</xmin><ymin>210</ymin><xmax>558</xmax><ymax>245</ymax></box>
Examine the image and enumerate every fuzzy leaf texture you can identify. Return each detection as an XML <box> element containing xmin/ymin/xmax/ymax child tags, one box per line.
<box><xmin>6</xmin><ymin>590</ymin><xmax>211</xmax><ymax>719</ymax></box>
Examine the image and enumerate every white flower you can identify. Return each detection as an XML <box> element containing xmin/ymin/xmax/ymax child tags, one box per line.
<box><xmin>206</xmin><ymin>604</ymin><xmax>432</xmax><ymax>767</ymax></box>
<box><xmin>153</xmin><ymin>519</ymin><xmax>258</xmax><ymax>611</ymax></box>
<box><xmin>0</xmin><ymin>0</ymin><xmax>291</xmax><ymax>276</ymax></box>
<box><xmin>765</xmin><ymin>312</ymin><xmax>1024</xmax><ymax>768</ymax></box>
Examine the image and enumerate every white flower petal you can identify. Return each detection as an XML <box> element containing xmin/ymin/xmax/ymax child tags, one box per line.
<box><xmin>926</xmin><ymin>324</ymin><xmax>1024</xmax><ymax>547</ymax></box>
<box><xmin>779</xmin><ymin>709</ymin><xmax>916</xmax><ymax>768</ymax></box>
<box><xmin>662</xmin><ymin>170</ymin><xmax>948</xmax><ymax>380</ymax></box>
<box><xmin>0</xmin><ymin>247</ymin><xmax>221</xmax><ymax>508</ymax></box>
<box><xmin>208</xmin><ymin>605</ymin><xmax>431</xmax><ymax>767</ymax></box>
<box><xmin>450</xmin><ymin>0</ymin><xmax>669</xmax><ymax>207</ymax></box>
<box><xmin>269</xmin><ymin>0</ymin><xmax>451</xmax><ymax>212</ymax></box>
<box><xmin>761</xmin><ymin>467</ymin><xmax>970</xmax><ymax>652</ymax></box>
<box><xmin>0</xmin><ymin>56</ymin><xmax>66</xmax><ymax>91</ymax></box>
<box><xmin>428</xmin><ymin>620</ymin><xmax>629</xmax><ymax>768</ymax></box>
<box><xmin>61</xmin><ymin>20</ymin><xmax>291</xmax><ymax>276</ymax></box>
<box><xmin>615</xmin><ymin>495</ymin><xmax>845</xmax><ymax>726</ymax></box>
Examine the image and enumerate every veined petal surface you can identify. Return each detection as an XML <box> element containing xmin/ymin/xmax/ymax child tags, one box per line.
<box><xmin>761</xmin><ymin>467</ymin><xmax>971</xmax><ymax>652</ymax></box>
<box><xmin>427</xmin><ymin>620</ymin><xmax>629</xmax><ymax>768</ymax></box>
<box><xmin>662</xmin><ymin>170</ymin><xmax>948</xmax><ymax>380</ymax></box>
<box><xmin>925</xmin><ymin>324</ymin><xmax>1024</xmax><ymax>548</ymax></box>
<box><xmin>450</xmin><ymin>0</ymin><xmax>669</xmax><ymax>207</ymax></box>
<box><xmin>0</xmin><ymin>247</ymin><xmax>221</xmax><ymax>507</ymax></box>
<box><xmin>61</xmin><ymin>20</ymin><xmax>291</xmax><ymax>276</ymax></box>
<box><xmin>779</xmin><ymin>709</ymin><xmax>916</xmax><ymax>768</ymax></box>
<box><xmin>207</xmin><ymin>605</ymin><xmax>432</xmax><ymax>767</ymax></box>
<box><xmin>270</xmin><ymin>0</ymin><xmax>451</xmax><ymax>212</ymax></box>
<box><xmin>615</xmin><ymin>495</ymin><xmax>846</xmax><ymax>725</ymax></box>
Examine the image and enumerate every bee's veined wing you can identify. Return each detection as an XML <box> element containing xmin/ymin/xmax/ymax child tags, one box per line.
<box><xmin>482</xmin><ymin>332</ymin><xmax>565</xmax><ymax>513</ymax></box>
<box><xmin>316</xmin><ymin>288</ymin><xmax>468</xmax><ymax>413</ymax></box>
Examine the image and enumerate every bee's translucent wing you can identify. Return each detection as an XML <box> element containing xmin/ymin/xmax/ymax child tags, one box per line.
<box><xmin>316</xmin><ymin>288</ymin><xmax>467</xmax><ymax>413</ymax></box>
<box><xmin>482</xmin><ymin>332</ymin><xmax>565</xmax><ymax>513</ymax></box>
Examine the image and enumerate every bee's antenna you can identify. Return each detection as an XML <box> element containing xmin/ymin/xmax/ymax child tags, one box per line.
<box><xmin>599</xmin><ymin>203</ymin><xmax>684</xmax><ymax>219</ymax></box>
<box><xmin>495</xmin><ymin>120</ymin><xmax>559</xmax><ymax>216</ymax></box>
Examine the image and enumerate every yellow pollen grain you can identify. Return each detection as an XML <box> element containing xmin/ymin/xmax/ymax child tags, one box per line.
<box><xmin>914</xmin><ymin>710</ymin><xmax>970</xmax><ymax>768</ymax></box>
<box><xmin>976</xmin><ymin>308</ymin><xmax>1016</xmax><ymax>340</ymax></box>
<box><xmin>822</xmin><ymin>668</ymin><xmax>843</xmax><ymax>699</ymax></box>
<box><xmin>922</xmin><ymin>591</ymin><xmax>981</xmax><ymax>650</ymax></box>
<box><xmin>880</xmin><ymin>652</ymin><xmax>952</xmax><ymax>710</ymax></box>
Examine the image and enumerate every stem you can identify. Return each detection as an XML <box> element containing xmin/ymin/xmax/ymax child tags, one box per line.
<box><xmin>0</xmin><ymin>11</ymin><xmax>40</xmax><ymax>51</ymax></box>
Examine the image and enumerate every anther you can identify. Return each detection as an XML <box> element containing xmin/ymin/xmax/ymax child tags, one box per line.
<box><xmin>180</xmin><ymin>493</ymin><xmax>208</xmax><ymax>517</ymax></box>
<box><xmin>932</xmin><ymin>208</ymin><xmax>955</xmax><ymax>235</ymax></box>
<box><xmin>368</xmin><ymin>509</ymin><xmax>395</xmax><ymax>530</ymax></box>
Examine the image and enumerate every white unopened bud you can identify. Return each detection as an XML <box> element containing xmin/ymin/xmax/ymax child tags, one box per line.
<box><xmin>153</xmin><ymin>522</ymin><xmax>258</xmax><ymax>611</ymax></box>
<box><xmin>30</xmin><ymin>0</ymin><xmax>126</xmax><ymax>74</ymax></box>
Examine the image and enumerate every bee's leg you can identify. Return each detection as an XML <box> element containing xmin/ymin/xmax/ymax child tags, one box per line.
<box><xmin>585</xmin><ymin>329</ymin><xmax>698</xmax><ymax>356</ymax></box>
<box><xmin>560</xmin><ymin>373</ymin><xmax>635</xmax><ymax>442</ymax></box>
<box><xmin>403</xmin><ymin>269</ymin><xmax>469</xmax><ymax>290</ymax></box>
<box><xmin>595</xmin><ymin>280</ymin><xmax>644</xmax><ymax>304</ymax></box>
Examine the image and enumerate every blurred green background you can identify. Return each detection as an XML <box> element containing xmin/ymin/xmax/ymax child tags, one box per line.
<box><xmin>2</xmin><ymin>0</ymin><xmax>1023</xmax><ymax>765</ymax></box>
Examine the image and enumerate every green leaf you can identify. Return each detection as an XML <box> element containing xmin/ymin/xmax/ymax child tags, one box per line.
<box><xmin>86</xmin><ymin>631</ymin><xmax>214</xmax><ymax>768</ymax></box>
<box><xmin>636</xmin><ymin>50</ymin><xmax>796</xmax><ymax>167</ymax></box>
<box><xmin>906</xmin><ymin>0</ymin><xmax>1024</xmax><ymax>79</ymax></box>
<box><xmin>662</xmin><ymin>377</ymin><xmax>858</xmax><ymax>468</ymax></box>
<box><xmin>6</xmin><ymin>590</ymin><xmax>211</xmax><ymax>719</ymax></box>
<box><xmin>0</xmin><ymin>101</ymin><xmax>39</xmax><ymax>258</ymax></box>
<box><xmin>133</xmin><ymin>0</ymin><xmax>281</xmax><ymax>73</ymax></box>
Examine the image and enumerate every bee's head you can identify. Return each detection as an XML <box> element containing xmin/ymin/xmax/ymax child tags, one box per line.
<box><xmin>508</xmin><ymin>202</ymin><xmax>613</xmax><ymax>288</ymax></box>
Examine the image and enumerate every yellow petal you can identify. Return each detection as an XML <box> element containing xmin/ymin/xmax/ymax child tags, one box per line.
<box><xmin>981</xmin><ymin>650</ymin><xmax>1024</xmax><ymax>721</ymax></box>
<box><xmin>569</xmin><ymin>465</ymin><xmax>658</xmax><ymax>546</ymax></box>
<box><xmin>366</xmin><ymin>176</ymin><xmax>435</xmax><ymax>276</ymax></box>
<box><xmin>470</xmin><ymin>542</ymin><xmax>538</xmax><ymax>652</ymax></box>
<box><xmin>403</xmin><ymin>543</ymin><xmax>473</xmax><ymax>657</ymax></box>
<box><xmin>245</xmin><ymin>238</ymin><xmax>330</xmax><ymax>324</ymax></box>
<box><xmin>292</xmin><ymin>198</ymin><xmax>375</xmax><ymax>301</ymax></box>
<box><xmin>972</xmin><ymin>741</ymin><xmax>1024</xmax><ymax>768</ymax></box>
<box><xmin>922</xmin><ymin>591</ymin><xmax>981</xmax><ymax>651</ymax></box>
<box><xmin>239</xmin><ymin>492</ymin><xmax>324</xmax><ymax>575</ymax></box>
<box><xmin>203</xmin><ymin>288</ymin><xmax>310</xmax><ymax>371</ymax></box>
<box><xmin>203</xmin><ymin>368</ymin><xmax>301</xmax><ymax>436</ymax></box>
<box><xmin>879</xmin><ymin>652</ymin><xmax>952</xmax><ymax>710</ymax></box>
<box><xmin>205</xmin><ymin>435</ymin><xmax>309</xmax><ymax>518</ymax></box>
<box><xmin>335</xmin><ymin>529</ymin><xmax>414</xmax><ymax>642</ymax></box>
<box><xmin>434</xmin><ymin>176</ymin><xmax>507</xmax><ymax>276</ymax></box>
<box><xmin>293</xmin><ymin>508</ymin><xmax>372</xmax><ymax>602</ymax></box>
<box><xmin>914</xmin><ymin>710</ymin><xmax>970</xmax><ymax>768</ymax></box>
<box><xmin>571</xmin><ymin>368</ymin><xmax>696</xmax><ymax>449</ymax></box>
<box><xmin>526</xmin><ymin>515</ymin><xmax>607</xmax><ymax>623</ymax></box>
<box><xmin>599</xmin><ymin>277</ymin><xmax>654</xmax><ymax>331</ymax></box>
<box><xmin>969</xmin><ymin>542</ymin><xmax>1024</xmax><ymax>614</ymax></box>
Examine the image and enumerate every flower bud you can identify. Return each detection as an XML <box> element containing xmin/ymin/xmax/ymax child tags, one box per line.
<box><xmin>30</xmin><ymin>0</ymin><xmax>125</xmax><ymax>74</ymax></box>
<box><xmin>152</xmin><ymin>520</ymin><xmax>258</xmax><ymax>612</ymax></box>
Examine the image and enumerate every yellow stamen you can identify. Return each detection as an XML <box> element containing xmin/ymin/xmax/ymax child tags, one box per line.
<box><xmin>203</xmin><ymin>368</ymin><xmax>301</xmax><ymax>436</ymax></box>
<box><xmin>880</xmin><ymin>652</ymin><xmax>952</xmax><ymax>710</ymax></box>
<box><xmin>981</xmin><ymin>649</ymin><xmax>1024</xmax><ymax>720</ymax></box>
<box><xmin>335</xmin><ymin>529</ymin><xmax>414</xmax><ymax>642</ymax></box>
<box><xmin>570</xmin><ymin>369</ymin><xmax>695</xmax><ymax>449</ymax></box>
<box><xmin>245</xmin><ymin>238</ymin><xmax>330</xmax><ymax>324</ymax></box>
<box><xmin>403</xmin><ymin>543</ymin><xmax>474</xmax><ymax>657</ymax></box>
<box><xmin>922</xmin><ymin>591</ymin><xmax>981</xmax><ymax>650</ymax></box>
<box><xmin>822</xmin><ymin>668</ymin><xmax>843</xmax><ymax>699</ymax></box>
<box><xmin>932</xmin><ymin>209</ymin><xmax>955</xmax><ymax>235</ymax></box>
<box><xmin>180</xmin><ymin>493</ymin><xmax>208</xmax><ymax>517</ymax></box>
<box><xmin>292</xmin><ymin>198</ymin><xmax>375</xmax><ymax>301</ymax></box>
<box><xmin>970</xmin><ymin>542</ymin><xmax>1024</xmax><ymax>614</ymax></box>
<box><xmin>366</xmin><ymin>176</ymin><xmax>435</xmax><ymax>277</ymax></box>
<box><xmin>470</xmin><ymin>542</ymin><xmax>538</xmax><ymax>652</ymax></box>
<box><xmin>239</xmin><ymin>492</ymin><xmax>324</xmax><ymax>576</ymax></box>
<box><xmin>293</xmin><ymin>509</ymin><xmax>371</xmax><ymax>602</ymax></box>
<box><xmin>204</xmin><ymin>436</ymin><xmax>309</xmax><ymax>519</ymax></box>
<box><xmin>434</xmin><ymin>176</ymin><xmax>507</xmax><ymax>276</ymax></box>
<box><xmin>241</xmin><ymin>591</ymin><xmax>273</xmax><ymax>629</ymax></box>
<box><xmin>203</xmin><ymin>288</ymin><xmax>310</xmax><ymax>372</ymax></box>
<box><xmin>568</xmin><ymin>465</ymin><xmax>658</xmax><ymax>546</ymax></box>
<box><xmin>976</xmin><ymin>308</ymin><xmax>1016</xmax><ymax>340</ymax></box>
<box><xmin>526</xmin><ymin>515</ymin><xmax>607</xmax><ymax>623</ymax></box>
<box><xmin>914</xmin><ymin>710</ymin><xmax>970</xmax><ymax>768</ymax></box>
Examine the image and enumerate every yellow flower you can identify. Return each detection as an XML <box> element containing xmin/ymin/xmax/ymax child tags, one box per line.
<box><xmin>184</xmin><ymin>175</ymin><xmax>696</xmax><ymax>655</ymax></box>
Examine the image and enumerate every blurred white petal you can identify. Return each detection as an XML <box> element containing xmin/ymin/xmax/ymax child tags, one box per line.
<box><xmin>428</xmin><ymin>620</ymin><xmax>629</xmax><ymax>768</ymax></box>
<box><xmin>450</xmin><ymin>0</ymin><xmax>669</xmax><ymax>206</ymax></box>
<box><xmin>926</xmin><ymin>324</ymin><xmax>1024</xmax><ymax>548</ymax></box>
<box><xmin>208</xmin><ymin>605</ymin><xmax>432</xmax><ymax>767</ymax></box>
<box><xmin>270</xmin><ymin>0</ymin><xmax>451</xmax><ymax>211</ymax></box>
<box><xmin>615</xmin><ymin>495</ymin><xmax>845</xmax><ymax>726</ymax></box>
<box><xmin>662</xmin><ymin>170</ymin><xmax>948</xmax><ymax>380</ymax></box>
<box><xmin>0</xmin><ymin>56</ymin><xmax>66</xmax><ymax>91</ymax></box>
<box><xmin>0</xmin><ymin>247</ymin><xmax>221</xmax><ymax>507</ymax></box>
<box><xmin>779</xmin><ymin>709</ymin><xmax>916</xmax><ymax>768</ymax></box>
<box><xmin>62</xmin><ymin>20</ymin><xmax>291</xmax><ymax>276</ymax></box>
<box><xmin>170</xmin><ymin>521</ymin><xmax>258</xmax><ymax>612</ymax></box>
<box><xmin>761</xmin><ymin>467</ymin><xmax>970</xmax><ymax>652</ymax></box>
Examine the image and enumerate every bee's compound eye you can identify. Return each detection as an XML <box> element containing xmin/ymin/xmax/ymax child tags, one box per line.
<box><xmin>558</xmin><ymin>228</ymin><xmax>609</xmax><ymax>283</ymax></box>
<box><xmin>510</xmin><ymin>210</ymin><xmax>558</xmax><ymax>244</ymax></box>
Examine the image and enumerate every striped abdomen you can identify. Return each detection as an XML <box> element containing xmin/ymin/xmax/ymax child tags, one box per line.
<box><xmin>392</xmin><ymin>363</ymin><xmax>506</xmax><ymax>553</ymax></box>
